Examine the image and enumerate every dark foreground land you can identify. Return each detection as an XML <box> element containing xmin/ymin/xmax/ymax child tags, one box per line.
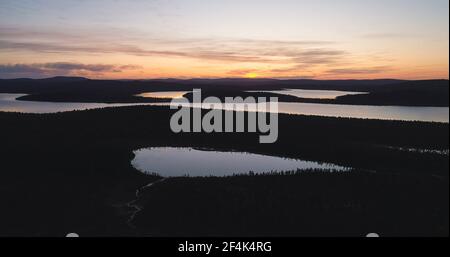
<box><xmin>0</xmin><ymin>106</ymin><xmax>448</xmax><ymax>237</ymax></box>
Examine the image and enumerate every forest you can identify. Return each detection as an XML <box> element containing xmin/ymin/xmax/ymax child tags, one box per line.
<box><xmin>0</xmin><ymin>106</ymin><xmax>447</xmax><ymax>236</ymax></box>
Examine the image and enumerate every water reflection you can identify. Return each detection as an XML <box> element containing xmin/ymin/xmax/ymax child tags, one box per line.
<box><xmin>153</xmin><ymin>101</ymin><xmax>450</xmax><ymax>123</ymax></box>
<box><xmin>0</xmin><ymin>94</ymin><xmax>142</xmax><ymax>113</ymax></box>
<box><xmin>247</xmin><ymin>89</ymin><xmax>366</xmax><ymax>99</ymax></box>
<box><xmin>131</xmin><ymin>147</ymin><xmax>348</xmax><ymax>177</ymax></box>
<box><xmin>0</xmin><ymin>93</ymin><xmax>448</xmax><ymax>123</ymax></box>
<box><xmin>136</xmin><ymin>91</ymin><xmax>188</xmax><ymax>99</ymax></box>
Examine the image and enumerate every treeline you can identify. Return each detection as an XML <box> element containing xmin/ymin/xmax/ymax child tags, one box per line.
<box><xmin>132</xmin><ymin>170</ymin><xmax>449</xmax><ymax>236</ymax></box>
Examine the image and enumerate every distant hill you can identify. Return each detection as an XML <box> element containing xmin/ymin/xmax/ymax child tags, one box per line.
<box><xmin>42</xmin><ymin>76</ymin><xmax>89</xmax><ymax>82</ymax></box>
<box><xmin>149</xmin><ymin>78</ymin><xmax>407</xmax><ymax>91</ymax></box>
<box><xmin>0</xmin><ymin>77</ymin><xmax>448</xmax><ymax>106</ymax></box>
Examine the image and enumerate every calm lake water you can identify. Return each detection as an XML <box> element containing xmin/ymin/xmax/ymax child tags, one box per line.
<box><xmin>247</xmin><ymin>89</ymin><xmax>366</xmax><ymax>99</ymax></box>
<box><xmin>136</xmin><ymin>91</ymin><xmax>188</xmax><ymax>99</ymax></box>
<box><xmin>0</xmin><ymin>93</ymin><xmax>448</xmax><ymax>123</ymax></box>
<box><xmin>131</xmin><ymin>147</ymin><xmax>348</xmax><ymax>177</ymax></box>
<box><xmin>0</xmin><ymin>94</ymin><xmax>143</xmax><ymax>113</ymax></box>
<box><xmin>160</xmin><ymin>101</ymin><xmax>449</xmax><ymax>123</ymax></box>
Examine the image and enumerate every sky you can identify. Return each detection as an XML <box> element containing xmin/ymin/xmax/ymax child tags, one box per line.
<box><xmin>0</xmin><ymin>0</ymin><xmax>448</xmax><ymax>79</ymax></box>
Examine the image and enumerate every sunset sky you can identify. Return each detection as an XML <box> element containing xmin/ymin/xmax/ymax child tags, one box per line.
<box><xmin>0</xmin><ymin>0</ymin><xmax>448</xmax><ymax>79</ymax></box>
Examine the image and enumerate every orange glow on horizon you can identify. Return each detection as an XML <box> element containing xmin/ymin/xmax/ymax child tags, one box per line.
<box><xmin>244</xmin><ymin>73</ymin><xmax>259</xmax><ymax>79</ymax></box>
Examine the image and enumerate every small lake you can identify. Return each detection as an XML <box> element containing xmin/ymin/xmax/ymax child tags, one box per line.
<box><xmin>131</xmin><ymin>147</ymin><xmax>348</xmax><ymax>177</ymax></box>
<box><xmin>247</xmin><ymin>89</ymin><xmax>366</xmax><ymax>99</ymax></box>
<box><xmin>0</xmin><ymin>93</ymin><xmax>448</xmax><ymax>123</ymax></box>
<box><xmin>136</xmin><ymin>91</ymin><xmax>188</xmax><ymax>99</ymax></box>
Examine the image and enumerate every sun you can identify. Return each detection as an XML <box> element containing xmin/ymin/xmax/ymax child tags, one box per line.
<box><xmin>244</xmin><ymin>72</ymin><xmax>259</xmax><ymax>79</ymax></box>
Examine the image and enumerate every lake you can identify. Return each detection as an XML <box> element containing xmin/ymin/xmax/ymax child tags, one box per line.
<box><xmin>247</xmin><ymin>89</ymin><xmax>366</xmax><ymax>99</ymax></box>
<box><xmin>0</xmin><ymin>94</ymin><xmax>143</xmax><ymax>113</ymax></box>
<box><xmin>0</xmin><ymin>93</ymin><xmax>448</xmax><ymax>123</ymax></box>
<box><xmin>131</xmin><ymin>147</ymin><xmax>348</xmax><ymax>177</ymax></box>
<box><xmin>136</xmin><ymin>91</ymin><xmax>188</xmax><ymax>99</ymax></box>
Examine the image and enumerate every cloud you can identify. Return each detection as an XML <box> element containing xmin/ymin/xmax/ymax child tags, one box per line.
<box><xmin>227</xmin><ymin>69</ymin><xmax>260</xmax><ymax>76</ymax></box>
<box><xmin>269</xmin><ymin>66</ymin><xmax>306</xmax><ymax>73</ymax></box>
<box><xmin>266</xmin><ymin>49</ymin><xmax>346</xmax><ymax>74</ymax></box>
<box><xmin>117</xmin><ymin>64</ymin><xmax>142</xmax><ymax>70</ymax></box>
<box><xmin>40</xmin><ymin>62</ymin><xmax>117</xmax><ymax>72</ymax></box>
<box><xmin>0</xmin><ymin>64</ymin><xmax>44</xmax><ymax>74</ymax></box>
<box><xmin>292</xmin><ymin>49</ymin><xmax>346</xmax><ymax>65</ymax></box>
<box><xmin>0</xmin><ymin>40</ymin><xmax>109</xmax><ymax>53</ymax></box>
<box><xmin>0</xmin><ymin>25</ymin><xmax>346</xmax><ymax>66</ymax></box>
<box><xmin>0</xmin><ymin>40</ymin><xmax>275</xmax><ymax>63</ymax></box>
<box><xmin>0</xmin><ymin>62</ymin><xmax>141</xmax><ymax>78</ymax></box>
<box><xmin>325</xmin><ymin>66</ymin><xmax>390</xmax><ymax>75</ymax></box>
<box><xmin>0</xmin><ymin>39</ymin><xmax>348</xmax><ymax>67</ymax></box>
<box><xmin>226</xmin><ymin>39</ymin><xmax>335</xmax><ymax>46</ymax></box>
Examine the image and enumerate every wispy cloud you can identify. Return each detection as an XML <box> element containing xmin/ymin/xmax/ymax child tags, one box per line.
<box><xmin>0</xmin><ymin>39</ymin><xmax>350</xmax><ymax>68</ymax></box>
<box><xmin>326</xmin><ymin>66</ymin><xmax>391</xmax><ymax>75</ymax></box>
<box><xmin>226</xmin><ymin>69</ymin><xmax>260</xmax><ymax>76</ymax></box>
<box><xmin>0</xmin><ymin>62</ymin><xmax>141</xmax><ymax>78</ymax></box>
<box><xmin>269</xmin><ymin>65</ymin><xmax>308</xmax><ymax>73</ymax></box>
<box><xmin>0</xmin><ymin>25</ymin><xmax>347</xmax><ymax>66</ymax></box>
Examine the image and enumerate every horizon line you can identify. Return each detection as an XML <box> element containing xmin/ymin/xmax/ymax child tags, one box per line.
<box><xmin>1</xmin><ymin>76</ymin><xmax>449</xmax><ymax>81</ymax></box>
